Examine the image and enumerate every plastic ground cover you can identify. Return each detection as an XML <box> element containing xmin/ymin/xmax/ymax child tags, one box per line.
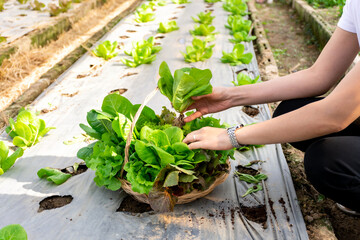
<box><xmin>0</xmin><ymin>0</ymin><xmax>83</xmax><ymax>44</ymax></box>
<box><xmin>0</xmin><ymin>0</ymin><xmax>308</xmax><ymax>239</ymax></box>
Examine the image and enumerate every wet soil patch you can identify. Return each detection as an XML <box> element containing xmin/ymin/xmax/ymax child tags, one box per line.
<box><xmin>119</xmin><ymin>35</ymin><xmax>130</xmax><ymax>39</ymax></box>
<box><xmin>38</xmin><ymin>195</ymin><xmax>73</xmax><ymax>212</ymax></box>
<box><xmin>236</xmin><ymin>165</ymin><xmax>259</xmax><ymax>176</ymax></box>
<box><xmin>240</xmin><ymin>205</ymin><xmax>267</xmax><ymax>228</ymax></box>
<box><xmin>126</xmin><ymin>30</ymin><xmax>136</xmax><ymax>33</ymax></box>
<box><xmin>109</xmin><ymin>88</ymin><xmax>127</xmax><ymax>95</ymax></box>
<box><xmin>61</xmin><ymin>162</ymin><xmax>88</xmax><ymax>176</ymax></box>
<box><xmin>117</xmin><ymin>196</ymin><xmax>152</xmax><ymax>213</ymax></box>
<box><xmin>242</xmin><ymin>105</ymin><xmax>259</xmax><ymax>117</ymax></box>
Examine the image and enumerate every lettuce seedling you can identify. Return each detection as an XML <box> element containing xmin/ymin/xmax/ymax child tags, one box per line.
<box><xmin>37</xmin><ymin>167</ymin><xmax>72</xmax><ymax>184</ymax></box>
<box><xmin>232</xmin><ymin>72</ymin><xmax>260</xmax><ymax>86</ymax></box>
<box><xmin>192</xmin><ymin>11</ymin><xmax>215</xmax><ymax>25</ymax></box>
<box><xmin>0</xmin><ymin>36</ymin><xmax>6</xmax><ymax>44</ymax></box>
<box><xmin>92</xmin><ymin>40</ymin><xmax>118</xmax><ymax>60</ymax></box>
<box><xmin>190</xmin><ymin>24</ymin><xmax>218</xmax><ymax>37</ymax></box>
<box><xmin>6</xmin><ymin>109</ymin><xmax>55</xmax><ymax>148</ymax></box>
<box><xmin>48</xmin><ymin>0</ymin><xmax>72</xmax><ymax>16</ymax></box>
<box><xmin>223</xmin><ymin>0</ymin><xmax>248</xmax><ymax>16</ymax></box>
<box><xmin>17</xmin><ymin>0</ymin><xmax>28</xmax><ymax>4</ymax></box>
<box><xmin>121</xmin><ymin>36</ymin><xmax>162</xmax><ymax>68</ymax></box>
<box><xmin>221</xmin><ymin>43</ymin><xmax>253</xmax><ymax>66</ymax></box>
<box><xmin>230</xmin><ymin>31</ymin><xmax>256</xmax><ymax>43</ymax></box>
<box><xmin>135</xmin><ymin>10</ymin><xmax>155</xmax><ymax>23</ymax></box>
<box><xmin>0</xmin><ymin>141</ymin><xmax>24</xmax><ymax>175</ymax></box>
<box><xmin>172</xmin><ymin>0</ymin><xmax>191</xmax><ymax>3</ymax></box>
<box><xmin>0</xmin><ymin>224</ymin><xmax>28</xmax><ymax>240</ymax></box>
<box><xmin>205</xmin><ymin>0</ymin><xmax>221</xmax><ymax>2</ymax></box>
<box><xmin>235</xmin><ymin>172</ymin><xmax>268</xmax><ymax>184</ymax></box>
<box><xmin>157</xmin><ymin>61</ymin><xmax>212</xmax><ymax>113</ymax></box>
<box><xmin>242</xmin><ymin>184</ymin><xmax>263</xmax><ymax>197</ymax></box>
<box><xmin>0</xmin><ymin>0</ymin><xmax>4</xmax><ymax>11</ymax></box>
<box><xmin>226</xmin><ymin>15</ymin><xmax>252</xmax><ymax>35</ymax></box>
<box><xmin>30</xmin><ymin>0</ymin><xmax>45</xmax><ymax>11</ymax></box>
<box><xmin>158</xmin><ymin>21</ymin><xmax>180</xmax><ymax>33</ymax></box>
<box><xmin>137</xmin><ymin>2</ymin><xmax>156</xmax><ymax>12</ymax></box>
<box><xmin>182</xmin><ymin>38</ymin><xmax>214</xmax><ymax>63</ymax></box>
<box><xmin>149</xmin><ymin>0</ymin><xmax>167</xmax><ymax>6</ymax></box>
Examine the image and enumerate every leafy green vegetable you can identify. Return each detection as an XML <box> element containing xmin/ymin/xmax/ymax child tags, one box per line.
<box><xmin>205</xmin><ymin>0</ymin><xmax>221</xmax><ymax>2</ymax></box>
<box><xmin>48</xmin><ymin>0</ymin><xmax>72</xmax><ymax>16</ymax></box>
<box><xmin>192</xmin><ymin>12</ymin><xmax>215</xmax><ymax>25</ymax></box>
<box><xmin>242</xmin><ymin>184</ymin><xmax>263</xmax><ymax>197</ymax></box>
<box><xmin>5</xmin><ymin>109</ymin><xmax>55</xmax><ymax>148</ymax></box>
<box><xmin>225</xmin><ymin>15</ymin><xmax>252</xmax><ymax>35</ymax></box>
<box><xmin>37</xmin><ymin>168</ymin><xmax>72</xmax><ymax>185</ymax></box>
<box><xmin>157</xmin><ymin>61</ymin><xmax>213</xmax><ymax>113</ymax></box>
<box><xmin>17</xmin><ymin>0</ymin><xmax>28</xmax><ymax>4</ymax></box>
<box><xmin>0</xmin><ymin>0</ymin><xmax>4</xmax><ymax>11</ymax></box>
<box><xmin>182</xmin><ymin>38</ymin><xmax>214</xmax><ymax>63</ymax></box>
<box><xmin>134</xmin><ymin>8</ymin><xmax>155</xmax><ymax>23</ymax></box>
<box><xmin>172</xmin><ymin>0</ymin><xmax>190</xmax><ymax>3</ymax></box>
<box><xmin>137</xmin><ymin>2</ymin><xmax>156</xmax><ymax>12</ymax></box>
<box><xmin>238</xmin><ymin>144</ymin><xmax>264</xmax><ymax>151</ymax></box>
<box><xmin>232</xmin><ymin>73</ymin><xmax>260</xmax><ymax>86</ymax></box>
<box><xmin>221</xmin><ymin>43</ymin><xmax>253</xmax><ymax>66</ymax></box>
<box><xmin>30</xmin><ymin>0</ymin><xmax>45</xmax><ymax>10</ymax></box>
<box><xmin>223</xmin><ymin>0</ymin><xmax>248</xmax><ymax>16</ymax></box>
<box><xmin>235</xmin><ymin>172</ymin><xmax>268</xmax><ymax>184</ymax></box>
<box><xmin>0</xmin><ymin>224</ymin><xmax>28</xmax><ymax>240</ymax></box>
<box><xmin>158</xmin><ymin>21</ymin><xmax>180</xmax><ymax>33</ymax></box>
<box><xmin>0</xmin><ymin>141</ymin><xmax>24</xmax><ymax>175</ymax></box>
<box><xmin>92</xmin><ymin>41</ymin><xmax>118</xmax><ymax>60</ymax></box>
<box><xmin>190</xmin><ymin>24</ymin><xmax>218</xmax><ymax>37</ymax></box>
<box><xmin>149</xmin><ymin>0</ymin><xmax>167</xmax><ymax>6</ymax></box>
<box><xmin>229</xmin><ymin>31</ymin><xmax>256</xmax><ymax>43</ymax></box>
<box><xmin>121</xmin><ymin>36</ymin><xmax>161</xmax><ymax>68</ymax></box>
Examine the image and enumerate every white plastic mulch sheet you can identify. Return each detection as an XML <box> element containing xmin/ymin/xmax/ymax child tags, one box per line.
<box><xmin>0</xmin><ymin>0</ymin><xmax>308</xmax><ymax>239</ymax></box>
<box><xmin>0</xmin><ymin>0</ymin><xmax>83</xmax><ymax>44</ymax></box>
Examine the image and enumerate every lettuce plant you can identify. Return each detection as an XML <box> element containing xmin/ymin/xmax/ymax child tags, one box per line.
<box><xmin>37</xmin><ymin>167</ymin><xmax>72</xmax><ymax>184</ymax></box>
<box><xmin>158</xmin><ymin>21</ymin><xmax>180</xmax><ymax>33</ymax></box>
<box><xmin>232</xmin><ymin>73</ymin><xmax>260</xmax><ymax>86</ymax></box>
<box><xmin>137</xmin><ymin>2</ymin><xmax>156</xmax><ymax>12</ymax></box>
<box><xmin>135</xmin><ymin>10</ymin><xmax>155</xmax><ymax>23</ymax></box>
<box><xmin>0</xmin><ymin>141</ymin><xmax>24</xmax><ymax>175</ymax></box>
<box><xmin>6</xmin><ymin>109</ymin><xmax>55</xmax><ymax>148</ymax></box>
<box><xmin>77</xmin><ymin>63</ymin><xmax>234</xmax><ymax>211</ymax></box>
<box><xmin>30</xmin><ymin>0</ymin><xmax>45</xmax><ymax>11</ymax></box>
<box><xmin>182</xmin><ymin>38</ymin><xmax>214</xmax><ymax>63</ymax></box>
<box><xmin>0</xmin><ymin>0</ymin><xmax>4</xmax><ymax>11</ymax></box>
<box><xmin>158</xmin><ymin>61</ymin><xmax>212</xmax><ymax>113</ymax></box>
<box><xmin>0</xmin><ymin>36</ymin><xmax>6</xmax><ymax>44</ymax></box>
<box><xmin>190</xmin><ymin>24</ymin><xmax>218</xmax><ymax>37</ymax></box>
<box><xmin>192</xmin><ymin>11</ymin><xmax>215</xmax><ymax>25</ymax></box>
<box><xmin>121</xmin><ymin>37</ymin><xmax>161</xmax><ymax>68</ymax></box>
<box><xmin>205</xmin><ymin>0</ymin><xmax>221</xmax><ymax>2</ymax></box>
<box><xmin>221</xmin><ymin>43</ymin><xmax>253</xmax><ymax>66</ymax></box>
<box><xmin>172</xmin><ymin>0</ymin><xmax>191</xmax><ymax>3</ymax></box>
<box><xmin>48</xmin><ymin>0</ymin><xmax>72</xmax><ymax>16</ymax></box>
<box><xmin>17</xmin><ymin>0</ymin><xmax>28</xmax><ymax>4</ymax></box>
<box><xmin>226</xmin><ymin>15</ymin><xmax>252</xmax><ymax>35</ymax></box>
<box><xmin>223</xmin><ymin>0</ymin><xmax>248</xmax><ymax>16</ymax></box>
<box><xmin>92</xmin><ymin>40</ymin><xmax>118</xmax><ymax>60</ymax></box>
<box><xmin>230</xmin><ymin>31</ymin><xmax>256</xmax><ymax>43</ymax></box>
<box><xmin>149</xmin><ymin>0</ymin><xmax>167</xmax><ymax>6</ymax></box>
<box><xmin>0</xmin><ymin>224</ymin><xmax>27</xmax><ymax>240</ymax></box>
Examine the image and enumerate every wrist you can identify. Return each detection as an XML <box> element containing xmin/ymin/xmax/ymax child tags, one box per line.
<box><xmin>227</xmin><ymin>124</ymin><xmax>247</xmax><ymax>148</ymax></box>
<box><xmin>228</xmin><ymin>86</ymin><xmax>249</xmax><ymax>108</ymax></box>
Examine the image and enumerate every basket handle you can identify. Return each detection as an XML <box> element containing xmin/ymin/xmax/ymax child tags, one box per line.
<box><xmin>120</xmin><ymin>86</ymin><xmax>159</xmax><ymax>178</ymax></box>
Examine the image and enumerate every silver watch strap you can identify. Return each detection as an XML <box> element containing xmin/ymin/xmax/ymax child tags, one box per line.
<box><xmin>227</xmin><ymin>124</ymin><xmax>244</xmax><ymax>148</ymax></box>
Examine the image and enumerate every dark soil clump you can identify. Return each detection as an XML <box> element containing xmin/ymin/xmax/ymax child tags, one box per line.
<box><xmin>236</xmin><ymin>165</ymin><xmax>259</xmax><ymax>176</ymax></box>
<box><xmin>240</xmin><ymin>205</ymin><xmax>267</xmax><ymax>228</ymax></box>
<box><xmin>242</xmin><ymin>105</ymin><xmax>259</xmax><ymax>117</ymax></box>
<box><xmin>38</xmin><ymin>195</ymin><xmax>73</xmax><ymax>212</ymax></box>
<box><xmin>117</xmin><ymin>196</ymin><xmax>152</xmax><ymax>213</ymax></box>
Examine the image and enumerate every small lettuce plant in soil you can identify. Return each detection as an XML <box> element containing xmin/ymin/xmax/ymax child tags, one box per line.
<box><xmin>0</xmin><ymin>141</ymin><xmax>23</xmax><ymax>175</ymax></box>
<box><xmin>192</xmin><ymin>12</ymin><xmax>215</xmax><ymax>25</ymax></box>
<box><xmin>77</xmin><ymin>62</ymin><xmax>234</xmax><ymax>212</ymax></box>
<box><xmin>0</xmin><ymin>224</ymin><xmax>27</xmax><ymax>240</ymax></box>
<box><xmin>158</xmin><ymin>21</ymin><xmax>179</xmax><ymax>33</ymax></box>
<box><xmin>226</xmin><ymin>15</ymin><xmax>252</xmax><ymax>35</ymax></box>
<box><xmin>92</xmin><ymin>41</ymin><xmax>118</xmax><ymax>61</ymax></box>
<box><xmin>221</xmin><ymin>43</ymin><xmax>253</xmax><ymax>66</ymax></box>
<box><xmin>182</xmin><ymin>38</ymin><xmax>214</xmax><ymax>63</ymax></box>
<box><xmin>172</xmin><ymin>0</ymin><xmax>191</xmax><ymax>4</ymax></box>
<box><xmin>190</xmin><ymin>24</ymin><xmax>218</xmax><ymax>37</ymax></box>
<box><xmin>6</xmin><ymin>109</ymin><xmax>55</xmax><ymax>149</ymax></box>
<box><xmin>232</xmin><ymin>73</ymin><xmax>260</xmax><ymax>86</ymax></box>
<box><xmin>223</xmin><ymin>0</ymin><xmax>248</xmax><ymax>16</ymax></box>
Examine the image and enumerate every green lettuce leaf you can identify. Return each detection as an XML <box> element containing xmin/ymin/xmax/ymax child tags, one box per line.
<box><xmin>0</xmin><ymin>224</ymin><xmax>28</xmax><ymax>240</ymax></box>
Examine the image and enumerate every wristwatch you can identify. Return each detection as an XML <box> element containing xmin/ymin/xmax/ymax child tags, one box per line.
<box><xmin>227</xmin><ymin>124</ymin><xmax>246</xmax><ymax>148</ymax></box>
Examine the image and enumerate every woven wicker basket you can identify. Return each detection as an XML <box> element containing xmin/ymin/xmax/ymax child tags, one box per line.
<box><xmin>119</xmin><ymin>87</ymin><xmax>230</xmax><ymax>205</ymax></box>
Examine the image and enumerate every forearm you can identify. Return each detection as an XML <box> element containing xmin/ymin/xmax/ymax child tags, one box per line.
<box><xmin>235</xmin><ymin>99</ymin><xmax>341</xmax><ymax>145</ymax></box>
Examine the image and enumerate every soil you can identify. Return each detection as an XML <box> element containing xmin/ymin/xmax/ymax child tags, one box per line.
<box><xmin>61</xmin><ymin>162</ymin><xmax>88</xmax><ymax>176</ymax></box>
<box><xmin>169</xmin><ymin>17</ymin><xmax>177</xmax><ymax>20</ymax></box>
<box><xmin>109</xmin><ymin>88</ymin><xmax>128</xmax><ymax>95</ymax></box>
<box><xmin>242</xmin><ymin>105</ymin><xmax>259</xmax><ymax>117</ymax></box>
<box><xmin>240</xmin><ymin>205</ymin><xmax>267</xmax><ymax>228</ymax></box>
<box><xmin>236</xmin><ymin>165</ymin><xmax>259</xmax><ymax>176</ymax></box>
<box><xmin>38</xmin><ymin>195</ymin><xmax>73</xmax><ymax>212</ymax></box>
<box><xmin>254</xmin><ymin>2</ymin><xmax>360</xmax><ymax>239</ymax></box>
<box><xmin>119</xmin><ymin>35</ymin><xmax>130</xmax><ymax>39</ymax></box>
<box><xmin>126</xmin><ymin>30</ymin><xmax>136</xmax><ymax>33</ymax></box>
<box><xmin>120</xmin><ymin>72</ymin><xmax>138</xmax><ymax>79</ymax></box>
<box><xmin>117</xmin><ymin>196</ymin><xmax>152</xmax><ymax>213</ymax></box>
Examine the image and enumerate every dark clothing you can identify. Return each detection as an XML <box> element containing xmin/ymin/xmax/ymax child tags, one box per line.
<box><xmin>273</xmin><ymin>98</ymin><xmax>360</xmax><ymax>212</ymax></box>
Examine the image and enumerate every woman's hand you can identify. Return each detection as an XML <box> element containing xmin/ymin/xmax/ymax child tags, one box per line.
<box><xmin>183</xmin><ymin>127</ymin><xmax>233</xmax><ymax>150</ymax></box>
<box><xmin>184</xmin><ymin>87</ymin><xmax>233</xmax><ymax>122</ymax></box>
